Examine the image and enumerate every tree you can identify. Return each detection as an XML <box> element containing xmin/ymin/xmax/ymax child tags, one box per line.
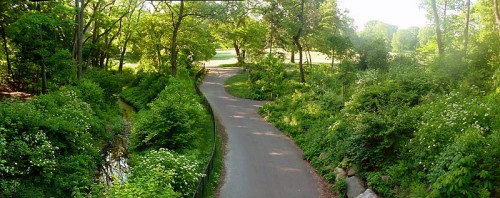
<box><xmin>0</xmin><ymin>0</ymin><xmax>32</xmax><ymax>86</ymax></box>
<box><xmin>218</xmin><ymin>1</ymin><xmax>260</xmax><ymax>64</ymax></box>
<box><xmin>495</xmin><ymin>0</ymin><xmax>500</xmax><ymax>37</ymax></box>
<box><xmin>463</xmin><ymin>0</ymin><xmax>471</xmax><ymax>55</ymax></box>
<box><xmin>355</xmin><ymin>35</ymin><xmax>389</xmax><ymax>70</ymax></box>
<box><xmin>293</xmin><ymin>0</ymin><xmax>306</xmax><ymax>83</ymax></box>
<box><xmin>431</xmin><ymin>0</ymin><xmax>445</xmax><ymax>56</ymax></box>
<box><xmin>313</xmin><ymin>0</ymin><xmax>354</xmax><ymax>67</ymax></box>
<box><xmin>83</xmin><ymin>0</ymin><xmax>137</xmax><ymax>71</ymax></box>
<box><xmin>118</xmin><ymin>0</ymin><xmax>143</xmax><ymax>73</ymax></box>
<box><xmin>260</xmin><ymin>0</ymin><xmax>287</xmax><ymax>56</ymax></box>
<box><xmin>360</xmin><ymin>20</ymin><xmax>398</xmax><ymax>51</ymax></box>
<box><xmin>391</xmin><ymin>27</ymin><xmax>420</xmax><ymax>52</ymax></box>
<box><xmin>9</xmin><ymin>9</ymin><xmax>74</xmax><ymax>93</ymax></box>
<box><xmin>76</xmin><ymin>0</ymin><xmax>83</xmax><ymax>80</ymax></box>
<box><xmin>147</xmin><ymin>1</ymin><xmax>216</xmax><ymax>76</ymax></box>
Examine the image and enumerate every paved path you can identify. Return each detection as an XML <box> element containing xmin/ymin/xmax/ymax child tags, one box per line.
<box><xmin>200</xmin><ymin>67</ymin><xmax>325</xmax><ymax>198</ymax></box>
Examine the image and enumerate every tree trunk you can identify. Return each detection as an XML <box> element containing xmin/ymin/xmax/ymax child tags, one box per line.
<box><xmin>91</xmin><ymin>19</ymin><xmax>99</xmax><ymax>68</ymax></box>
<box><xmin>293</xmin><ymin>0</ymin><xmax>305</xmax><ymax>83</ymax></box>
<box><xmin>331</xmin><ymin>51</ymin><xmax>335</xmax><ymax>68</ymax></box>
<box><xmin>170</xmin><ymin>0</ymin><xmax>184</xmax><ymax>77</ymax></box>
<box><xmin>431</xmin><ymin>0</ymin><xmax>445</xmax><ymax>56</ymax></box>
<box><xmin>464</xmin><ymin>0</ymin><xmax>470</xmax><ymax>56</ymax></box>
<box><xmin>41</xmin><ymin>63</ymin><xmax>47</xmax><ymax>94</ymax></box>
<box><xmin>156</xmin><ymin>43</ymin><xmax>162</xmax><ymax>69</ymax></box>
<box><xmin>234</xmin><ymin>40</ymin><xmax>243</xmax><ymax>64</ymax></box>
<box><xmin>269</xmin><ymin>29</ymin><xmax>273</xmax><ymax>55</ymax></box>
<box><xmin>77</xmin><ymin>0</ymin><xmax>84</xmax><ymax>80</ymax></box>
<box><xmin>119</xmin><ymin>0</ymin><xmax>143</xmax><ymax>73</ymax></box>
<box><xmin>495</xmin><ymin>0</ymin><xmax>500</xmax><ymax>37</ymax></box>
<box><xmin>290</xmin><ymin>49</ymin><xmax>295</xmax><ymax>63</ymax></box>
<box><xmin>443</xmin><ymin>0</ymin><xmax>448</xmax><ymax>54</ymax></box>
<box><xmin>119</xmin><ymin>34</ymin><xmax>131</xmax><ymax>73</ymax></box>
<box><xmin>307</xmin><ymin>47</ymin><xmax>312</xmax><ymax>68</ymax></box>
<box><xmin>99</xmin><ymin>51</ymin><xmax>106</xmax><ymax>69</ymax></box>
<box><xmin>1</xmin><ymin>25</ymin><xmax>13</xmax><ymax>79</ymax></box>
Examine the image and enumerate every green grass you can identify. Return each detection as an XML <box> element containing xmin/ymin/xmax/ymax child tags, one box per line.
<box><xmin>211</xmin><ymin>51</ymin><xmax>237</xmax><ymax>61</ymax></box>
<box><xmin>224</xmin><ymin>73</ymin><xmax>253</xmax><ymax>99</ymax></box>
<box><xmin>218</xmin><ymin>63</ymin><xmax>240</xmax><ymax>67</ymax></box>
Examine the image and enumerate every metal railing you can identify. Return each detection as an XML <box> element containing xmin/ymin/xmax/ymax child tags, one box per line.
<box><xmin>192</xmin><ymin>66</ymin><xmax>218</xmax><ymax>198</ymax></box>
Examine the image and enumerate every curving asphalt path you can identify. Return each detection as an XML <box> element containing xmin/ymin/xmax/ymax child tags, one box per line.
<box><xmin>200</xmin><ymin>67</ymin><xmax>326</xmax><ymax>198</ymax></box>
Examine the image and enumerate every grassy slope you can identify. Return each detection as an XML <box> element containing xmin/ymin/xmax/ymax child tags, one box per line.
<box><xmin>224</xmin><ymin>73</ymin><xmax>253</xmax><ymax>99</ymax></box>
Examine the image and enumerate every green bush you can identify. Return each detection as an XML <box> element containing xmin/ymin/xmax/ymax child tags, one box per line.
<box><xmin>365</xmin><ymin>171</ymin><xmax>395</xmax><ymax>197</ymax></box>
<box><xmin>0</xmin><ymin>88</ymin><xmax>105</xmax><ymax>197</ymax></box>
<box><xmin>342</xmin><ymin>81</ymin><xmax>421</xmax><ymax>169</ymax></box>
<box><xmin>108</xmin><ymin>149</ymin><xmax>203</xmax><ymax>197</ymax></box>
<box><xmin>121</xmin><ymin>71</ymin><xmax>169</xmax><ymax>110</ymax></box>
<box><xmin>335</xmin><ymin>177</ymin><xmax>347</xmax><ymax>198</ymax></box>
<box><xmin>84</xmin><ymin>69</ymin><xmax>133</xmax><ymax>100</ymax></box>
<box><xmin>0</xmin><ymin>101</ymin><xmax>57</xmax><ymax>179</ymax></box>
<box><xmin>248</xmin><ymin>55</ymin><xmax>291</xmax><ymax>100</ymax></box>
<box><xmin>130</xmin><ymin>77</ymin><xmax>206</xmax><ymax>152</ymax></box>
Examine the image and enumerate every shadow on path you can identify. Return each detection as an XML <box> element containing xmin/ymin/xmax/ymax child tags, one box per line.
<box><xmin>200</xmin><ymin>67</ymin><xmax>329</xmax><ymax>198</ymax></box>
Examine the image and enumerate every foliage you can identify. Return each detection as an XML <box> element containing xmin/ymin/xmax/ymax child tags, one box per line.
<box><xmin>121</xmin><ymin>71</ymin><xmax>169</xmax><ymax>110</ymax></box>
<box><xmin>83</xmin><ymin>69</ymin><xmax>135</xmax><ymax>101</ymax></box>
<box><xmin>258</xmin><ymin>54</ymin><xmax>500</xmax><ymax>197</ymax></box>
<box><xmin>313</xmin><ymin>0</ymin><xmax>354</xmax><ymax>66</ymax></box>
<box><xmin>335</xmin><ymin>177</ymin><xmax>347</xmax><ymax>198</ymax></box>
<box><xmin>391</xmin><ymin>27</ymin><xmax>420</xmax><ymax>52</ymax></box>
<box><xmin>225</xmin><ymin>72</ymin><xmax>253</xmax><ymax>99</ymax></box>
<box><xmin>360</xmin><ymin>20</ymin><xmax>398</xmax><ymax>51</ymax></box>
<box><xmin>130</xmin><ymin>76</ymin><xmax>206</xmax><ymax>153</ymax></box>
<box><xmin>354</xmin><ymin>35</ymin><xmax>389</xmax><ymax>70</ymax></box>
<box><xmin>7</xmin><ymin>10</ymin><xmax>75</xmax><ymax>92</ymax></box>
<box><xmin>247</xmin><ymin>55</ymin><xmax>305</xmax><ymax>100</ymax></box>
<box><xmin>0</xmin><ymin>88</ymin><xmax>107</xmax><ymax>196</ymax></box>
<box><xmin>365</xmin><ymin>172</ymin><xmax>394</xmax><ymax>197</ymax></box>
<box><xmin>109</xmin><ymin>149</ymin><xmax>203</xmax><ymax>197</ymax></box>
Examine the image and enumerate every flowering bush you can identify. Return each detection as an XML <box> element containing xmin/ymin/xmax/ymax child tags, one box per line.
<box><xmin>407</xmin><ymin>91</ymin><xmax>498</xmax><ymax>196</ymax></box>
<box><xmin>109</xmin><ymin>149</ymin><xmax>204</xmax><ymax>197</ymax></box>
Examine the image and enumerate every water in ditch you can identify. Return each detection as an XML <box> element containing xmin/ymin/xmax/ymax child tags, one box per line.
<box><xmin>96</xmin><ymin>98</ymin><xmax>134</xmax><ymax>186</ymax></box>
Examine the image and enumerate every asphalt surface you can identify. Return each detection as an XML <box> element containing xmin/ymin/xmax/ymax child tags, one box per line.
<box><xmin>200</xmin><ymin>67</ymin><xmax>324</xmax><ymax>198</ymax></box>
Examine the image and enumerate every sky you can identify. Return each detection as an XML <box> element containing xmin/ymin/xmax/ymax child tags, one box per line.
<box><xmin>337</xmin><ymin>0</ymin><xmax>429</xmax><ymax>30</ymax></box>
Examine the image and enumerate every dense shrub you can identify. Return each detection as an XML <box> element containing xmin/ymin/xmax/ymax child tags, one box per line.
<box><xmin>0</xmin><ymin>89</ymin><xmax>104</xmax><ymax>196</ymax></box>
<box><xmin>121</xmin><ymin>71</ymin><xmax>169</xmax><ymax>110</ymax></box>
<box><xmin>258</xmin><ymin>55</ymin><xmax>500</xmax><ymax>196</ymax></box>
<box><xmin>108</xmin><ymin>149</ymin><xmax>203</xmax><ymax>197</ymax></box>
<box><xmin>130</xmin><ymin>77</ymin><xmax>206</xmax><ymax>152</ymax></box>
<box><xmin>84</xmin><ymin>69</ymin><xmax>134</xmax><ymax>100</ymax></box>
<box><xmin>248</xmin><ymin>55</ymin><xmax>303</xmax><ymax>100</ymax></box>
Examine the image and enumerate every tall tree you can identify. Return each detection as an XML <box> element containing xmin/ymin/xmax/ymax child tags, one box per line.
<box><xmin>431</xmin><ymin>0</ymin><xmax>445</xmax><ymax>56</ymax></box>
<box><xmin>167</xmin><ymin>0</ymin><xmax>184</xmax><ymax>77</ymax></box>
<box><xmin>76</xmin><ymin>0</ymin><xmax>84</xmax><ymax>80</ymax></box>
<box><xmin>161</xmin><ymin>0</ymin><xmax>213</xmax><ymax>76</ymax></box>
<box><xmin>119</xmin><ymin>0</ymin><xmax>142</xmax><ymax>73</ymax></box>
<box><xmin>313</xmin><ymin>0</ymin><xmax>353</xmax><ymax>67</ymax></box>
<box><xmin>361</xmin><ymin>20</ymin><xmax>398</xmax><ymax>50</ymax></box>
<box><xmin>391</xmin><ymin>27</ymin><xmax>420</xmax><ymax>52</ymax></box>
<box><xmin>219</xmin><ymin>1</ymin><xmax>259</xmax><ymax>64</ymax></box>
<box><xmin>495</xmin><ymin>0</ymin><xmax>500</xmax><ymax>37</ymax></box>
<box><xmin>292</xmin><ymin>0</ymin><xmax>305</xmax><ymax>82</ymax></box>
<box><xmin>463</xmin><ymin>0</ymin><xmax>471</xmax><ymax>55</ymax></box>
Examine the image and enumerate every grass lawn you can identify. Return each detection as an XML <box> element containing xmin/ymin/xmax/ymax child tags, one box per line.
<box><xmin>211</xmin><ymin>50</ymin><xmax>237</xmax><ymax>61</ymax></box>
<box><xmin>218</xmin><ymin>63</ymin><xmax>240</xmax><ymax>67</ymax></box>
<box><xmin>224</xmin><ymin>73</ymin><xmax>253</xmax><ymax>99</ymax></box>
